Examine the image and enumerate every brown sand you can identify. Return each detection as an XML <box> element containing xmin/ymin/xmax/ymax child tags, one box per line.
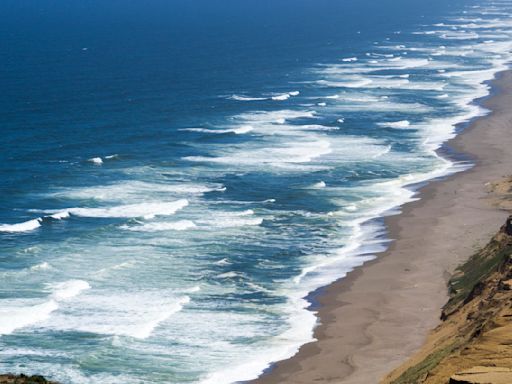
<box><xmin>383</xmin><ymin>227</ymin><xmax>512</xmax><ymax>384</ymax></box>
<box><xmin>251</xmin><ymin>71</ymin><xmax>512</xmax><ymax>384</ymax></box>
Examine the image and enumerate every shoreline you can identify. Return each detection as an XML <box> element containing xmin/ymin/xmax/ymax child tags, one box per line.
<box><xmin>250</xmin><ymin>71</ymin><xmax>512</xmax><ymax>384</ymax></box>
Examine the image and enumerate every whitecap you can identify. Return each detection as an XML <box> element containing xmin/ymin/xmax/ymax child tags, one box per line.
<box><xmin>88</xmin><ymin>157</ymin><xmax>103</xmax><ymax>165</ymax></box>
<box><xmin>181</xmin><ymin>126</ymin><xmax>253</xmax><ymax>135</ymax></box>
<box><xmin>377</xmin><ymin>120</ymin><xmax>411</xmax><ymax>129</ymax></box>
<box><xmin>49</xmin><ymin>280</ymin><xmax>91</xmax><ymax>301</ymax></box>
<box><xmin>214</xmin><ymin>217</ymin><xmax>263</xmax><ymax>228</ymax></box>
<box><xmin>229</xmin><ymin>95</ymin><xmax>268</xmax><ymax>101</ymax></box>
<box><xmin>50</xmin><ymin>211</ymin><xmax>70</xmax><ymax>220</ymax></box>
<box><xmin>50</xmin><ymin>181</ymin><xmax>224</xmax><ymax>201</ymax></box>
<box><xmin>215</xmin><ymin>258</ymin><xmax>232</xmax><ymax>266</ymax></box>
<box><xmin>184</xmin><ymin>286</ymin><xmax>201</xmax><ymax>293</ymax></box>
<box><xmin>30</xmin><ymin>262</ymin><xmax>52</xmax><ymax>271</ymax></box>
<box><xmin>316</xmin><ymin>78</ymin><xmax>373</xmax><ymax>88</ymax></box>
<box><xmin>217</xmin><ymin>271</ymin><xmax>241</xmax><ymax>279</ymax></box>
<box><xmin>0</xmin><ymin>218</ymin><xmax>41</xmax><ymax>233</ymax></box>
<box><xmin>232</xmin><ymin>125</ymin><xmax>254</xmax><ymax>134</ymax></box>
<box><xmin>56</xmin><ymin>199</ymin><xmax>189</xmax><ymax>220</ymax></box>
<box><xmin>272</xmin><ymin>94</ymin><xmax>291</xmax><ymax>101</ymax></box>
<box><xmin>197</xmin><ymin>209</ymin><xmax>264</xmax><ymax>229</ymax></box>
<box><xmin>0</xmin><ymin>300</ymin><xmax>59</xmax><ymax>336</ymax></box>
<box><xmin>185</xmin><ymin>139</ymin><xmax>332</xmax><ymax>166</ymax></box>
<box><xmin>0</xmin><ymin>280</ymin><xmax>90</xmax><ymax>336</ymax></box>
<box><xmin>311</xmin><ymin>181</ymin><xmax>326</xmax><ymax>189</ymax></box>
<box><xmin>41</xmin><ymin>293</ymin><xmax>190</xmax><ymax>339</ymax></box>
<box><xmin>122</xmin><ymin>220</ymin><xmax>197</xmax><ymax>232</ymax></box>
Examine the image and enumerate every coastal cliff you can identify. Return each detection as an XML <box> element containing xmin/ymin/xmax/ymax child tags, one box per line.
<box><xmin>383</xmin><ymin>177</ymin><xmax>512</xmax><ymax>384</ymax></box>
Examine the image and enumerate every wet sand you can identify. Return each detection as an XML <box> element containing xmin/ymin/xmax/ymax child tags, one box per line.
<box><xmin>251</xmin><ymin>71</ymin><xmax>512</xmax><ymax>384</ymax></box>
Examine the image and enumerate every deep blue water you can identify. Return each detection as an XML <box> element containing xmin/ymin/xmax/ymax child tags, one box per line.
<box><xmin>1</xmin><ymin>0</ymin><xmax>512</xmax><ymax>382</ymax></box>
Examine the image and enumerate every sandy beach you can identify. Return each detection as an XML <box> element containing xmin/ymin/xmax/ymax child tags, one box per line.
<box><xmin>251</xmin><ymin>71</ymin><xmax>512</xmax><ymax>384</ymax></box>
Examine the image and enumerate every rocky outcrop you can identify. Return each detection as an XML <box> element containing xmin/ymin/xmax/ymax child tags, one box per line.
<box><xmin>506</xmin><ymin>215</ymin><xmax>512</xmax><ymax>236</ymax></box>
<box><xmin>0</xmin><ymin>374</ymin><xmax>58</xmax><ymax>384</ymax></box>
<box><xmin>449</xmin><ymin>366</ymin><xmax>512</xmax><ymax>384</ymax></box>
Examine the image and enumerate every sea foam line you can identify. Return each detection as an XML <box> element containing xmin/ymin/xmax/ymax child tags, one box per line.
<box><xmin>1</xmin><ymin>199</ymin><xmax>190</xmax><ymax>233</ymax></box>
<box><xmin>200</xmin><ymin>4</ymin><xmax>512</xmax><ymax>383</ymax></box>
<box><xmin>0</xmin><ymin>219</ymin><xmax>42</xmax><ymax>233</ymax></box>
<box><xmin>0</xmin><ymin>280</ymin><xmax>90</xmax><ymax>336</ymax></box>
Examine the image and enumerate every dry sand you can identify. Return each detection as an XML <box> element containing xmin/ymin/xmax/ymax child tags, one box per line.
<box><xmin>251</xmin><ymin>71</ymin><xmax>512</xmax><ymax>384</ymax></box>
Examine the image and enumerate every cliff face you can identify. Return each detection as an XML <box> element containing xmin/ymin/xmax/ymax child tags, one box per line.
<box><xmin>383</xmin><ymin>218</ymin><xmax>512</xmax><ymax>384</ymax></box>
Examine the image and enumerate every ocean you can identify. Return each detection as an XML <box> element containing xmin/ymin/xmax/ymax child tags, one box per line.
<box><xmin>1</xmin><ymin>0</ymin><xmax>511</xmax><ymax>382</ymax></box>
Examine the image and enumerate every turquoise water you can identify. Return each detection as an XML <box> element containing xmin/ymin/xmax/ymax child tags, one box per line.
<box><xmin>1</xmin><ymin>0</ymin><xmax>512</xmax><ymax>382</ymax></box>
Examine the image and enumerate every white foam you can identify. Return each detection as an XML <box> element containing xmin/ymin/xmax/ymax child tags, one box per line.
<box><xmin>272</xmin><ymin>94</ymin><xmax>290</xmax><ymax>101</ymax></box>
<box><xmin>215</xmin><ymin>258</ymin><xmax>232</xmax><ymax>266</ymax></box>
<box><xmin>238</xmin><ymin>109</ymin><xmax>316</xmax><ymax>124</ymax></box>
<box><xmin>440</xmin><ymin>30</ymin><xmax>480</xmax><ymax>40</ymax></box>
<box><xmin>42</xmin><ymin>293</ymin><xmax>190</xmax><ymax>339</ymax></box>
<box><xmin>341</xmin><ymin>57</ymin><xmax>358</xmax><ymax>62</ymax></box>
<box><xmin>232</xmin><ymin>125</ymin><xmax>255</xmax><ymax>134</ymax></box>
<box><xmin>375</xmin><ymin>57</ymin><xmax>431</xmax><ymax>69</ymax></box>
<box><xmin>50</xmin><ymin>280</ymin><xmax>91</xmax><ymax>301</ymax></box>
<box><xmin>377</xmin><ymin>120</ymin><xmax>411</xmax><ymax>129</ymax></box>
<box><xmin>298</xmin><ymin>124</ymin><xmax>339</xmax><ymax>131</ymax></box>
<box><xmin>217</xmin><ymin>271</ymin><xmax>241</xmax><ymax>279</ymax></box>
<box><xmin>229</xmin><ymin>95</ymin><xmax>268</xmax><ymax>101</ymax></box>
<box><xmin>333</xmin><ymin>98</ymin><xmax>431</xmax><ymax>113</ymax></box>
<box><xmin>316</xmin><ymin>78</ymin><xmax>373</xmax><ymax>88</ymax></box>
<box><xmin>237</xmin><ymin>209</ymin><xmax>255</xmax><ymax>216</ymax></box>
<box><xmin>271</xmin><ymin>91</ymin><xmax>300</xmax><ymax>101</ymax></box>
<box><xmin>122</xmin><ymin>220</ymin><xmax>197</xmax><ymax>232</ymax></box>
<box><xmin>57</xmin><ymin>199</ymin><xmax>189</xmax><ymax>220</ymax></box>
<box><xmin>50</xmin><ymin>181</ymin><xmax>224</xmax><ymax>201</ymax></box>
<box><xmin>0</xmin><ymin>280</ymin><xmax>90</xmax><ymax>336</ymax></box>
<box><xmin>311</xmin><ymin>181</ymin><xmax>326</xmax><ymax>189</ymax></box>
<box><xmin>0</xmin><ymin>218</ymin><xmax>41</xmax><ymax>233</ymax></box>
<box><xmin>181</xmin><ymin>126</ymin><xmax>253</xmax><ymax>135</ymax></box>
<box><xmin>88</xmin><ymin>157</ymin><xmax>103</xmax><ymax>165</ymax></box>
<box><xmin>200</xmin><ymin>293</ymin><xmax>317</xmax><ymax>384</ymax></box>
<box><xmin>209</xmin><ymin>217</ymin><xmax>263</xmax><ymax>228</ymax></box>
<box><xmin>206</xmin><ymin>10</ymin><xmax>512</xmax><ymax>383</ymax></box>
<box><xmin>30</xmin><ymin>262</ymin><xmax>51</xmax><ymax>271</ymax></box>
<box><xmin>50</xmin><ymin>211</ymin><xmax>70</xmax><ymax>220</ymax></box>
<box><xmin>0</xmin><ymin>300</ymin><xmax>59</xmax><ymax>336</ymax></box>
<box><xmin>197</xmin><ymin>209</ymin><xmax>264</xmax><ymax>229</ymax></box>
<box><xmin>185</xmin><ymin>139</ymin><xmax>332</xmax><ymax>166</ymax></box>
